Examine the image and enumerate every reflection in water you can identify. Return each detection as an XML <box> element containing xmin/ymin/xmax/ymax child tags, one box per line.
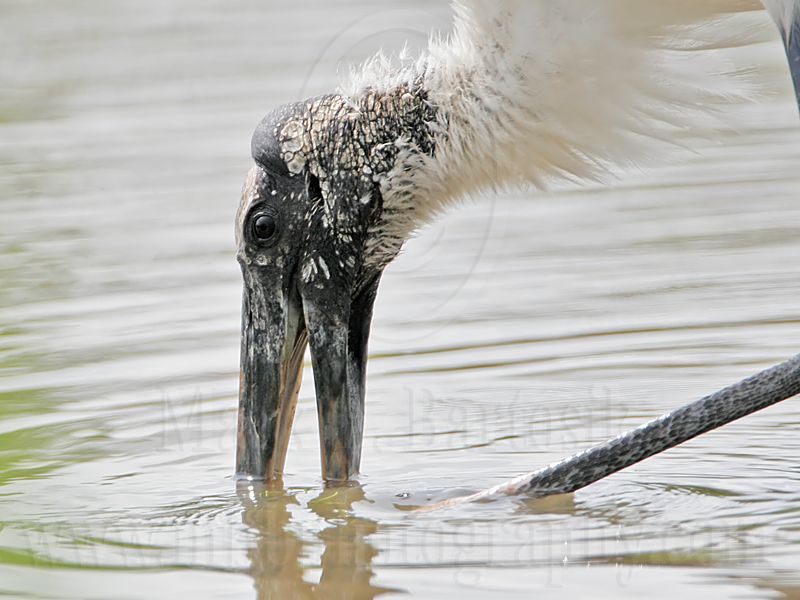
<box><xmin>239</xmin><ymin>484</ymin><xmax>394</xmax><ymax>599</ymax></box>
<box><xmin>240</xmin><ymin>486</ymin><xmax>312</xmax><ymax>599</ymax></box>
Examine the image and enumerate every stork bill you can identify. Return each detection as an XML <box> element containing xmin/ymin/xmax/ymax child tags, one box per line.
<box><xmin>235</xmin><ymin>0</ymin><xmax>800</xmax><ymax>484</ymax></box>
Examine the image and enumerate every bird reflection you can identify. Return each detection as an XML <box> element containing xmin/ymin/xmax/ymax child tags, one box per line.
<box><xmin>238</xmin><ymin>482</ymin><xmax>394</xmax><ymax>599</ymax></box>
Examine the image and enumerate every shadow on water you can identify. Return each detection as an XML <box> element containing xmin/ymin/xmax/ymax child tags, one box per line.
<box><xmin>238</xmin><ymin>483</ymin><xmax>397</xmax><ymax>599</ymax></box>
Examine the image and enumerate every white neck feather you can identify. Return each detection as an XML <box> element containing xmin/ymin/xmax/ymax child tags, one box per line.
<box><xmin>346</xmin><ymin>0</ymin><xmax>795</xmax><ymax>259</ymax></box>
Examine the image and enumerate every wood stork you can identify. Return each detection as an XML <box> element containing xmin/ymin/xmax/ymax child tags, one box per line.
<box><xmin>235</xmin><ymin>1</ymin><xmax>800</xmax><ymax>484</ymax></box>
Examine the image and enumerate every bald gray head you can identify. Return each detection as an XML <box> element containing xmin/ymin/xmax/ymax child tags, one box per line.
<box><xmin>235</xmin><ymin>86</ymin><xmax>438</xmax><ymax>483</ymax></box>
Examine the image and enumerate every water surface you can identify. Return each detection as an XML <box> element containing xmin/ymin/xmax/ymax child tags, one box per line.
<box><xmin>2</xmin><ymin>2</ymin><xmax>800</xmax><ymax>598</ymax></box>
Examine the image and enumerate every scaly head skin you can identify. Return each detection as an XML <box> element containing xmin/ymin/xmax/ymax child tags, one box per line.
<box><xmin>235</xmin><ymin>85</ymin><xmax>438</xmax><ymax>483</ymax></box>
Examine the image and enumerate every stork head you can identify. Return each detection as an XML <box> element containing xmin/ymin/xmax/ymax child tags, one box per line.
<box><xmin>235</xmin><ymin>102</ymin><xmax>384</xmax><ymax>484</ymax></box>
<box><xmin>235</xmin><ymin>91</ymin><xmax>435</xmax><ymax>484</ymax></box>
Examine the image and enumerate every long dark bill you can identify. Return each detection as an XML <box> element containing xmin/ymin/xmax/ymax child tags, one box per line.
<box><xmin>236</xmin><ymin>271</ymin><xmax>307</xmax><ymax>482</ymax></box>
<box><xmin>303</xmin><ymin>276</ymin><xmax>381</xmax><ymax>484</ymax></box>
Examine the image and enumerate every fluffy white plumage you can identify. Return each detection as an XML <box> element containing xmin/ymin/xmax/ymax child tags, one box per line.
<box><xmin>346</xmin><ymin>0</ymin><xmax>798</xmax><ymax>254</ymax></box>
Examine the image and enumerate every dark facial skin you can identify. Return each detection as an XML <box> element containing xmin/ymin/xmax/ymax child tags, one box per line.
<box><xmin>235</xmin><ymin>101</ymin><xmax>387</xmax><ymax>484</ymax></box>
<box><xmin>235</xmin><ymin>79</ymin><xmax>437</xmax><ymax>484</ymax></box>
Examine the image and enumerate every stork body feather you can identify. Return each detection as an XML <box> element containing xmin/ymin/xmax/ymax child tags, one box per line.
<box><xmin>336</xmin><ymin>1</ymin><xmax>800</xmax><ymax>267</ymax></box>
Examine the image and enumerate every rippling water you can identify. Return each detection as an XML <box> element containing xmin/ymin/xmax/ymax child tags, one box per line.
<box><xmin>2</xmin><ymin>1</ymin><xmax>800</xmax><ymax>598</ymax></box>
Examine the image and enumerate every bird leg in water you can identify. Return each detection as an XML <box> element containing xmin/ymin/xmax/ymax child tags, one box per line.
<box><xmin>421</xmin><ymin>353</ymin><xmax>800</xmax><ymax>510</ymax></box>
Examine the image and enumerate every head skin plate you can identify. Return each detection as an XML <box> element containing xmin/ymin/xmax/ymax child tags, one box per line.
<box><xmin>246</xmin><ymin>84</ymin><xmax>438</xmax><ymax>282</ymax></box>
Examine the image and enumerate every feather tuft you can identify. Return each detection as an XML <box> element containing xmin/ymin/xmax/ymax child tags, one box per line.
<box><xmin>344</xmin><ymin>0</ymin><xmax>796</xmax><ymax>262</ymax></box>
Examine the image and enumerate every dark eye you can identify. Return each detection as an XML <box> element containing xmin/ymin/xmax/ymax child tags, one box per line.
<box><xmin>252</xmin><ymin>213</ymin><xmax>277</xmax><ymax>242</ymax></box>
